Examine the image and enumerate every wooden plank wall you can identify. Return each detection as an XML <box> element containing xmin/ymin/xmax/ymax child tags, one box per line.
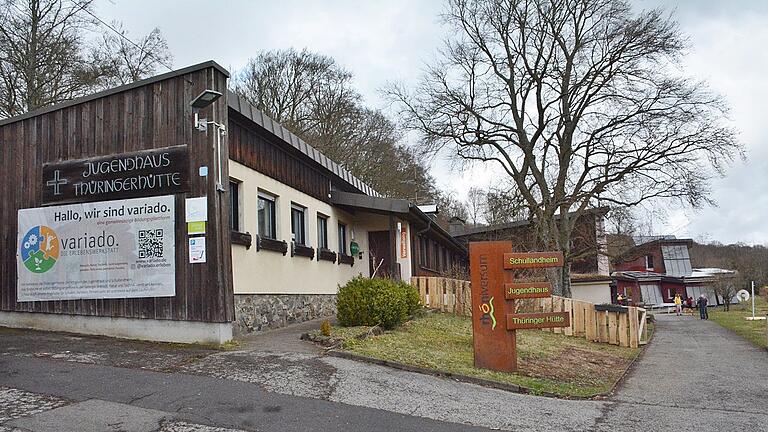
<box><xmin>0</xmin><ymin>64</ymin><xmax>234</xmax><ymax>323</ymax></box>
<box><xmin>228</xmin><ymin>115</ymin><xmax>332</xmax><ymax>203</ymax></box>
<box><xmin>411</xmin><ymin>277</ymin><xmax>646</xmax><ymax>348</ymax></box>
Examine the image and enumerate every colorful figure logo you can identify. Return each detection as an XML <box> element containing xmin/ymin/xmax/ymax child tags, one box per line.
<box><xmin>19</xmin><ymin>226</ymin><xmax>60</xmax><ymax>273</ymax></box>
<box><xmin>479</xmin><ymin>296</ymin><xmax>497</xmax><ymax>330</ymax></box>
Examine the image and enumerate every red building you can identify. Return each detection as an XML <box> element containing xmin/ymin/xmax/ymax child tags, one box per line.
<box><xmin>612</xmin><ymin>237</ymin><xmax>731</xmax><ymax>306</ymax></box>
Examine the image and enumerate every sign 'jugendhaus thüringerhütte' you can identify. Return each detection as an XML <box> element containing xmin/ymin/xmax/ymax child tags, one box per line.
<box><xmin>42</xmin><ymin>146</ymin><xmax>189</xmax><ymax>205</ymax></box>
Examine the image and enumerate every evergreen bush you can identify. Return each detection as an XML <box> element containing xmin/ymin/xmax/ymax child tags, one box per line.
<box><xmin>337</xmin><ymin>276</ymin><xmax>421</xmax><ymax>329</ymax></box>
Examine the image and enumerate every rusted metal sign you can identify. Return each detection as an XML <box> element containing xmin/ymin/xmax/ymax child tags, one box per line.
<box><xmin>469</xmin><ymin>241</ymin><xmax>517</xmax><ymax>373</ymax></box>
<box><xmin>470</xmin><ymin>242</ymin><xmax>568</xmax><ymax>373</ymax></box>
<box><xmin>503</xmin><ymin>252</ymin><xmax>564</xmax><ymax>269</ymax></box>
<box><xmin>506</xmin><ymin>312</ymin><xmax>571</xmax><ymax>330</ymax></box>
<box><xmin>504</xmin><ymin>282</ymin><xmax>552</xmax><ymax>299</ymax></box>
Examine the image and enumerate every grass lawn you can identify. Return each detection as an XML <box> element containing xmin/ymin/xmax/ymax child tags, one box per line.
<box><xmin>322</xmin><ymin>312</ymin><xmax>641</xmax><ymax>398</ymax></box>
<box><xmin>710</xmin><ymin>296</ymin><xmax>768</xmax><ymax>349</ymax></box>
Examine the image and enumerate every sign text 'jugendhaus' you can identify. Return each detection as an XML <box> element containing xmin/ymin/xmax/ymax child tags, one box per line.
<box><xmin>42</xmin><ymin>146</ymin><xmax>189</xmax><ymax>205</ymax></box>
<box><xmin>504</xmin><ymin>282</ymin><xmax>552</xmax><ymax>299</ymax></box>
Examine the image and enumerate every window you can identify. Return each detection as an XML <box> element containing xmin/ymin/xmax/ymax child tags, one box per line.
<box><xmin>645</xmin><ymin>254</ymin><xmax>655</xmax><ymax>270</ymax></box>
<box><xmin>291</xmin><ymin>204</ymin><xmax>306</xmax><ymax>245</ymax></box>
<box><xmin>668</xmin><ymin>288</ymin><xmax>676</xmax><ymax>299</ymax></box>
<box><xmin>258</xmin><ymin>192</ymin><xmax>277</xmax><ymax>239</ymax></box>
<box><xmin>338</xmin><ymin>222</ymin><xmax>347</xmax><ymax>254</ymax></box>
<box><xmin>229</xmin><ymin>180</ymin><xmax>240</xmax><ymax>231</ymax></box>
<box><xmin>317</xmin><ymin>214</ymin><xmax>328</xmax><ymax>249</ymax></box>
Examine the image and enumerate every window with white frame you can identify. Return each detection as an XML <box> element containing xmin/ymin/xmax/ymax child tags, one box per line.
<box><xmin>317</xmin><ymin>214</ymin><xmax>329</xmax><ymax>249</ymax></box>
<box><xmin>645</xmin><ymin>254</ymin><xmax>655</xmax><ymax>270</ymax></box>
<box><xmin>229</xmin><ymin>179</ymin><xmax>240</xmax><ymax>232</ymax></box>
<box><xmin>291</xmin><ymin>203</ymin><xmax>307</xmax><ymax>245</ymax></box>
<box><xmin>338</xmin><ymin>222</ymin><xmax>347</xmax><ymax>254</ymax></box>
<box><xmin>258</xmin><ymin>192</ymin><xmax>277</xmax><ymax>239</ymax></box>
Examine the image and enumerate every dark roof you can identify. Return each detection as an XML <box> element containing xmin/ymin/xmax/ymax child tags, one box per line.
<box><xmin>613</xmin><ymin>237</ymin><xmax>694</xmax><ymax>264</ymax></box>
<box><xmin>330</xmin><ymin>191</ymin><xmax>467</xmax><ymax>255</ymax></box>
<box><xmin>227</xmin><ymin>91</ymin><xmax>379</xmax><ymax>198</ymax></box>
<box><xmin>0</xmin><ymin>61</ymin><xmax>230</xmax><ymax>127</ymax></box>
<box><xmin>452</xmin><ymin>207</ymin><xmax>609</xmax><ymax>238</ymax></box>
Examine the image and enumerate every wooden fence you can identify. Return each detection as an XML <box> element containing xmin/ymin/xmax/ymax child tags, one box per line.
<box><xmin>411</xmin><ymin>276</ymin><xmax>648</xmax><ymax>348</ymax></box>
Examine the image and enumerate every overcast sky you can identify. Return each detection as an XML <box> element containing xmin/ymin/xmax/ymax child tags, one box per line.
<box><xmin>96</xmin><ymin>0</ymin><xmax>768</xmax><ymax>245</ymax></box>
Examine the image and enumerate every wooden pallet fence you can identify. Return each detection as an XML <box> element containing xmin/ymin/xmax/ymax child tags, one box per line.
<box><xmin>409</xmin><ymin>277</ymin><xmax>647</xmax><ymax>348</ymax></box>
<box><xmin>411</xmin><ymin>277</ymin><xmax>472</xmax><ymax>316</ymax></box>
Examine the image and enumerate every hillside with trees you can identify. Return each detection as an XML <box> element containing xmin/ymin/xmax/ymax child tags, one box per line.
<box><xmin>690</xmin><ymin>242</ymin><xmax>767</xmax><ymax>292</ymax></box>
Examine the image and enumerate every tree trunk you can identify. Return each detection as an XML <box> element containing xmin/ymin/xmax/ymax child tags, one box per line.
<box><xmin>560</xmin><ymin>264</ymin><xmax>572</xmax><ymax>298</ymax></box>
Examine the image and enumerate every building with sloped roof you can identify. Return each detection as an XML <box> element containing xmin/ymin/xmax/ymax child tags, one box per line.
<box><xmin>612</xmin><ymin>237</ymin><xmax>735</xmax><ymax>306</ymax></box>
<box><xmin>0</xmin><ymin>61</ymin><xmax>467</xmax><ymax>342</ymax></box>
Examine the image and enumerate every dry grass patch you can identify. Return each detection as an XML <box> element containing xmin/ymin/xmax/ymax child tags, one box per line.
<box><xmin>321</xmin><ymin>312</ymin><xmax>640</xmax><ymax>398</ymax></box>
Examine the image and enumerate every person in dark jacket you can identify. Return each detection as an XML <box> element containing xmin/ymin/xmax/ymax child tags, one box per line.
<box><xmin>696</xmin><ymin>294</ymin><xmax>709</xmax><ymax>320</ymax></box>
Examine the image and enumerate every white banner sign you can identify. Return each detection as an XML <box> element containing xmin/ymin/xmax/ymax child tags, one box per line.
<box><xmin>17</xmin><ymin>195</ymin><xmax>176</xmax><ymax>301</ymax></box>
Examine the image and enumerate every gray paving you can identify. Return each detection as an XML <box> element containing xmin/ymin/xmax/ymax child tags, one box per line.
<box><xmin>595</xmin><ymin>314</ymin><xmax>768</xmax><ymax>431</ymax></box>
<box><xmin>0</xmin><ymin>314</ymin><xmax>767</xmax><ymax>431</ymax></box>
<box><xmin>8</xmin><ymin>399</ymin><xmax>168</xmax><ymax>432</ymax></box>
<box><xmin>613</xmin><ymin>314</ymin><xmax>768</xmax><ymax>414</ymax></box>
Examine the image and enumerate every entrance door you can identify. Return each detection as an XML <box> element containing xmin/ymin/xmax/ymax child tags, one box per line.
<box><xmin>368</xmin><ymin>231</ymin><xmax>392</xmax><ymax>278</ymax></box>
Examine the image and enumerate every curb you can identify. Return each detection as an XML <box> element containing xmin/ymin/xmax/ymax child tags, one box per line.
<box><xmin>326</xmin><ymin>349</ymin><xmax>578</xmax><ymax>399</ymax></box>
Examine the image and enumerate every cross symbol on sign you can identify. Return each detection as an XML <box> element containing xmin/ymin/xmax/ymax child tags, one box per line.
<box><xmin>46</xmin><ymin>169</ymin><xmax>68</xmax><ymax>195</ymax></box>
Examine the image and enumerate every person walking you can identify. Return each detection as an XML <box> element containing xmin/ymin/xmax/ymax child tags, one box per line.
<box><xmin>696</xmin><ymin>294</ymin><xmax>709</xmax><ymax>320</ymax></box>
<box><xmin>674</xmin><ymin>294</ymin><xmax>683</xmax><ymax>316</ymax></box>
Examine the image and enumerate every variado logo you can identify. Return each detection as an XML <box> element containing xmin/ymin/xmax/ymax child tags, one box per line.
<box><xmin>478</xmin><ymin>296</ymin><xmax>497</xmax><ymax>330</ymax></box>
<box><xmin>20</xmin><ymin>226</ymin><xmax>60</xmax><ymax>273</ymax></box>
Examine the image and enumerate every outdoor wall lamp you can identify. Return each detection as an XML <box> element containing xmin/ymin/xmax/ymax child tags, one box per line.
<box><xmin>191</xmin><ymin>90</ymin><xmax>226</xmax><ymax>192</ymax></box>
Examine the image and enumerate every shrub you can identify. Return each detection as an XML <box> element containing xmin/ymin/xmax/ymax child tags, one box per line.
<box><xmin>399</xmin><ymin>280</ymin><xmax>422</xmax><ymax>315</ymax></box>
<box><xmin>337</xmin><ymin>276</ymin><xmax>421</xmax><ymax>329</ymax></box>
<box><xmin>320</xmin><ymin>319</ymin><xmax>331</xmax><ymax>337</ymax></box>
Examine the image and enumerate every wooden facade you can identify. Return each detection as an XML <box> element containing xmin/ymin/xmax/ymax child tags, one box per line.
<box><xmin>0</xmin><ymin>62</ymin><xmax>234</xmax><ymax>323</ymax></box>
<box><xmin>412</xmin><ymin>231</ymin><xmax>466</xmax><ymax>277</ymax></box>
<box><xmin>451</xmin><ymin>209</ymin><xmax>608</xmax><ymax>275</ymax></box>
<box><xmin>228</xmin><ymin>115</ymin><xmax>332</xmax><ymax>202</ymax></box>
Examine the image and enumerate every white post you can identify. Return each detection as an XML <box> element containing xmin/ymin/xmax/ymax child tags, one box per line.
<box><xmin>752</xmin><ymin>280</ymin><xmax>756</xmax><ymax>319</ymax></box>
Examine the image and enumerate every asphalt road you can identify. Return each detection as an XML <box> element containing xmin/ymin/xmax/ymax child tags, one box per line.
<box><xmin>595</xmin><ymin>313</ymin><xmax>768</xmax><ymax>431</ymax></box>
<box><xmin>1</xmin><ymin>313</ymin><xmax>767</xmax><ymax>431</ymax></box>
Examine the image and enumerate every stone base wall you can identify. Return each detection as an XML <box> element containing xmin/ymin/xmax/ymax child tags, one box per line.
<box><xmin>233</xmin><ymin>294</ymin><xmax>336</xmax><ymax>334</ymax></box>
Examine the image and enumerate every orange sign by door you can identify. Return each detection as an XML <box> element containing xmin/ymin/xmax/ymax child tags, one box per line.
<box><xmin>400</xmin><ymin>228</ymin><xmax>408</xmax><ymax>258</ymax></box>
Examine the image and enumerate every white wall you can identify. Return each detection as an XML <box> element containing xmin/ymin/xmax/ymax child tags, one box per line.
<box><xmin>229</xmin><ymin>161</ymin><xmax>408</xmax><ymax>295</ymax></box>
<box><xmin>571</xmin><ymin>281</ymin><xmax>612</xmax><ymax>304</ymax></box>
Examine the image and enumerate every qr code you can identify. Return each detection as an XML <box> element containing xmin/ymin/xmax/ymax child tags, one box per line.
<box><xmin>138</xmin><ymin>229</ymin><xmax>164</xmax><ymax>259</ymax></box>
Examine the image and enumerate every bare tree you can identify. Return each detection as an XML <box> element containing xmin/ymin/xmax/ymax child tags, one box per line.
<box><xmin>0</xmin><ymin>0</ymin><xmax>108</xmax><ymax>117</ymax></box>
<box><xmin>95</xmin><ymin>21</ymin><xmax>172</xmax><ymax>86</ymax></box>
<box><xmin>388</xmin><ymin>0</ymin><xmax>742</xmax><ymax>296</ymax></box>
<box><xmin>232</xmin><ymin>49</ymin><xmax>441</xmax><ymax>202</ymax></box>
<box><xmin>232</xmin><ymin>49</ymin><xmax>356</xmax><ymax>136</ymax></box>
<box><xmin>466</xmin><ymin>187</ymin><xmax>486</xmax><ymax>225</ymax></box>
<box><xmin>484</xmin><ymin>185</ymin><xmax>526</xmax><ymax>225</ymax></box>
<box><xmin>712</xmin><ymin>272</ymin><xmax>741</xmax><ymax>312</ymax></box>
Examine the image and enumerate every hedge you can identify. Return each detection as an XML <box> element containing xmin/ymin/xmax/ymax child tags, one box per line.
<box><xmin>337</xmin><ymin>276</ymin><xmax>421</xmax><ymax>329</ymax></box>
